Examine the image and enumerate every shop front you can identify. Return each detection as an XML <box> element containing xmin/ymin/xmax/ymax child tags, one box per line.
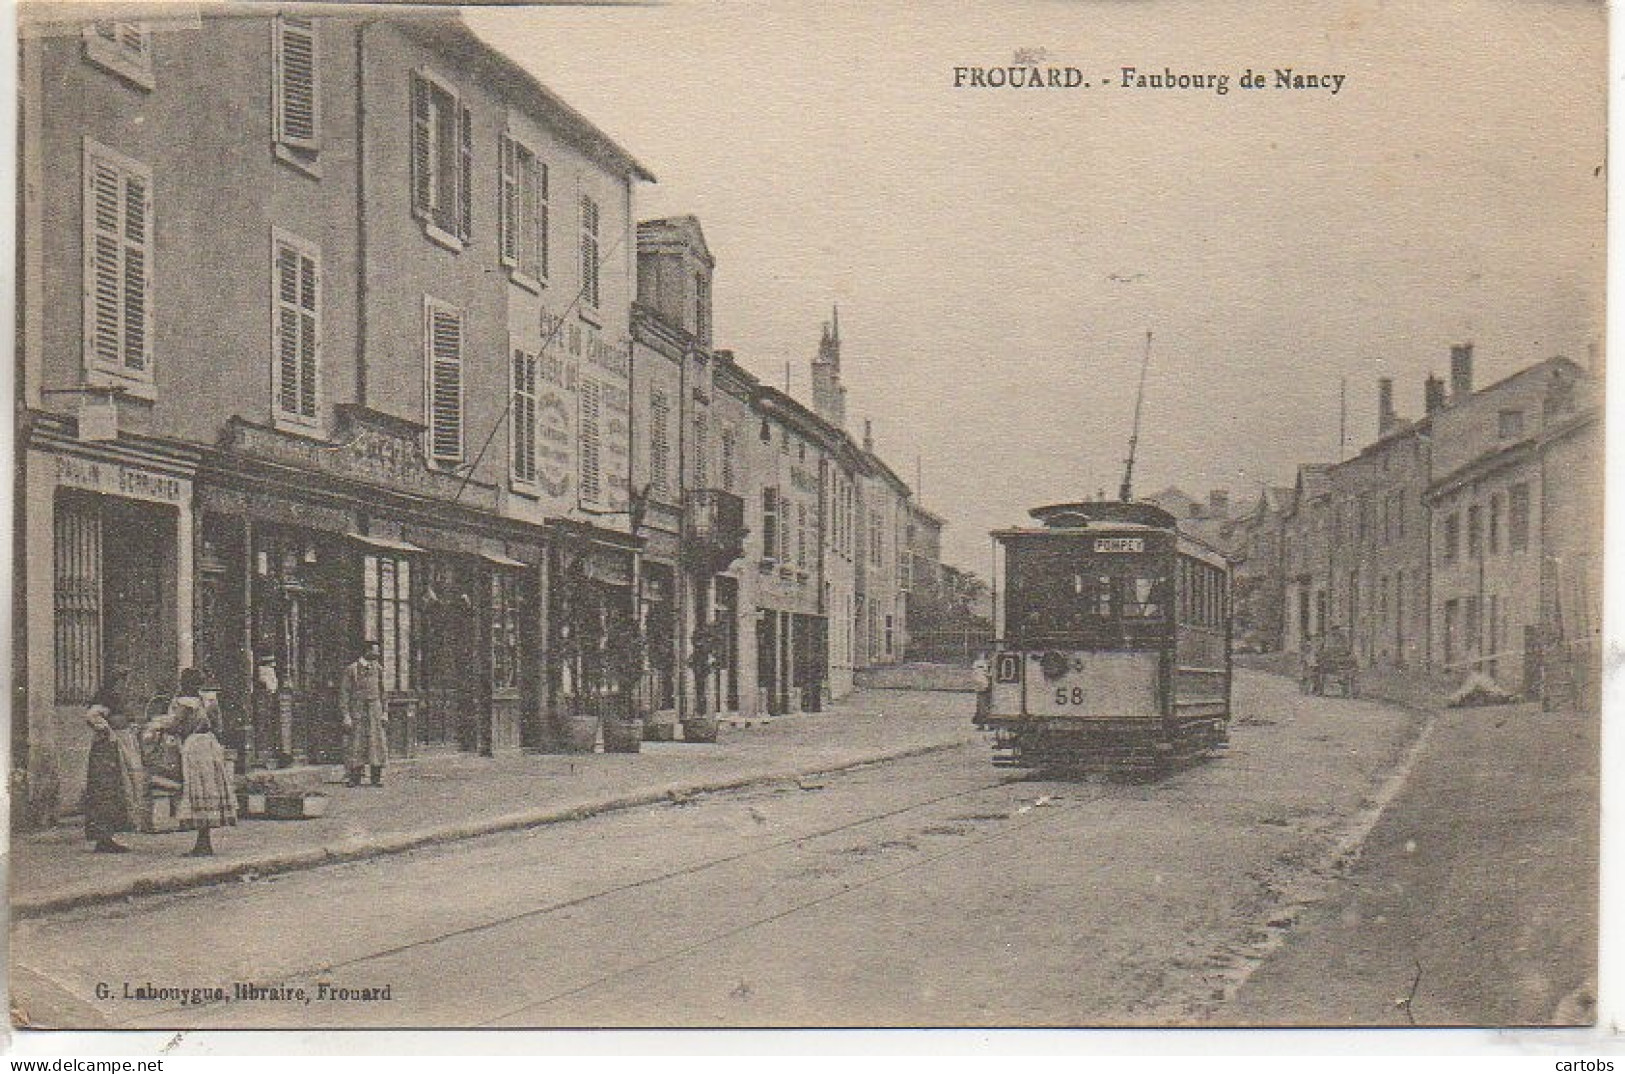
<box><xmin>548</xmin><ymin>520</ymin><xmax>641</xmax><ymax>749</ymax></box>
<box><xmin>18</xmin><ymin>415</ymin><xmax>197</xmax><ymax>826</ymax></box>
<box><xmin>196</xmin><ymin>408</ymin><xmax>544</xmax><ymax>771</ymax></box>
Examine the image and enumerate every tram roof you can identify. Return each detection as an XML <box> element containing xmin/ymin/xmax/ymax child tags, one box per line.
<box><xmin>1027</xmin><ymin>501</ymin><xmax>1178</xmax><ymax>529</ymax></box>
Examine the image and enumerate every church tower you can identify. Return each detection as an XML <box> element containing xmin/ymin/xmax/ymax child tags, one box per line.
<box><xmin>811</xmin><ymin>304</ymin><xmax>848</xmax><ymax>429</ymax></box>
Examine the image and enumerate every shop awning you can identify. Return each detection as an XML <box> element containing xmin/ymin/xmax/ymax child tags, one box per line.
<box><xmin>479</xmin><ymin>549</ymin><xmax>529</xmax><ymax>570</ymax></box>
<box><xmin>346</xmin><ymin>532</ymin><xmax>425</xmax><ymax>554</ymax></box>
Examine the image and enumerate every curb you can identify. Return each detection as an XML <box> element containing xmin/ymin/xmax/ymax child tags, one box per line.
<box><xmin>12</xmin><ymin>736</ymin><xmax>972</xmax><ymax>919</ymax></box>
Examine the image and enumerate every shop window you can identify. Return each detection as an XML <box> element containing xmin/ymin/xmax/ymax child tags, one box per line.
<box><xmin>53</xmin><ymin>496</ymin><xmax>104</xmax><ymax>704</ymax></box>
<box><xmin>409</xmin><ymin>69</ymin><xmax>471</xmax><ymax>246</ymax></box>
<box><xmin>1509</xmin><ymin>483</ymin><xmax>1530</xmax><ymax>552</ymax></box>
<box><xmin>363</xmin><ymin>553</ymin><xmax>413</xmax><ymax>692</ymax></box>
<box><xmin>499</xmin><ymin>133</ymin><xmax>547</xmax><ymax>286</ymax></box>
<box><xmin>510</xmin><ymin>346</ymin><xmax>538</xmax><ymax>487</ymax></box>
<box><xmin>83</xmin><ymin>21</ymin><xmax>153</xmax><ymax>90</ymax></box>
<box><xmin>272</xmin><ymin>229</ymin><xmax>320</xmax><ymax>428</ymax></box>
<box><xmin>579</xmin><ymin>195</ymin><xmax>601</xmax><ymax>311</ymax></box>
<box><xmin>490</xmin><ymin>572</ymin><xmax>521</xmax><ymax>691</ymax></box>
<box><xmin>273</xmin><ymin>16</ymin><xmax>319</xmax><ymax>165</ymax></box>
<box><xmin>83</xmin><ymin>140</ymin><xmax>153</xmax><ymax>388</ymax></box>
<box><xmin>423</xmin><ymin>297</ymin><xmax>464</xmax><ymax>464</ymax></box>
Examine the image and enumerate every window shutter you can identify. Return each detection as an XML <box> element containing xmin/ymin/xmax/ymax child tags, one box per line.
<box><xmin>275</xmin><ymin>17</ymin><xmax>318</xmax><ymax>150</ymax></box>
<box><xmin>535</xmin><ymin>159</ymin><xmax>549</xmax><ymax>279</ymax></box>
<box><xmin>410</xmin><ymin>73</ymin><xmax>431</xmax><ymax>217</ymax></box>
<box><xmin>275</xmin><ymin>247</ymin><xmax>301</xmax><ymax>414</ymax></box>
<box><xmin>580</xmin><ymin>379</ymin><xmax>602</xmax><ymax>504</ymax></box>
<box><xmin>498</xmin><ymin>134</ymin><xmax>518</xmax><ymax>268</ymax></box>
<box><xmin>458</xmin><ymin>104</ymin><xmax>473</xmax><ymax>241</ymax></box>
<box><xmin>511</xmin><ymin>347</ymin><xmax>537</xmax><ymax>485</ymax></box>
<box><xmin>649</xmin><ymin>388</ymin><xmax>670</xmax><ymax>498</ymax></box>
<box><xmin>425</xmin><ymin>301</ymin><xmax>464</xmax><ymax>462</ymax></box>
<box><xmin>86</xmin><ymin>157</ymin><xmax>123</xmax><ymax>367</ymax></box>
<box><xmin>298</xmin><ymin>251</ymin><xmax>318</xmax><ymax>417</ymax></box>
<box><xmin>121</xmin><ymin>172</ymin><xmax>150</xmax><ymax>371</ymax></box>
<box><xmin>84</xmin><ymin>144</ymin><xmax>153</xmax><ymax>379</ymax></box>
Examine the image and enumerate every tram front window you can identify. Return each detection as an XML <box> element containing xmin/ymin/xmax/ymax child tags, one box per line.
<box><xmin>1009</xmin><ymin>550</ymin><xmax>1167</xmax><ymax>645</ymax></box>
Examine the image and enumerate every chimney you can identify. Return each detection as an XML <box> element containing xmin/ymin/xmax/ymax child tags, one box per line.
<box><xmin>1424</xmin><ymin>374</ymin><xmax>1446</xmax><ymax>415</ymax></box>
<box><xmin>1207</xmin><ymin>490</ymin><xmax>1229</xmax><ymax>518</ymax></box>
<box><xmin>863</xmin><ymin>419</ymin><xmax>874</xmax><ymax>454</ymax></box>
<box><xmin>1378</xmin><ymin>377</ymin><xmax>1396</xmax><ymax>434</ymax></box>
<box><xmin>1450</xmin><ymin>343</ymin><xmax>1474</xmax><ymax>400</ymax></box>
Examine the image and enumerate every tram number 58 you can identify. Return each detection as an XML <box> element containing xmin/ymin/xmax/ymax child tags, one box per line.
<box><xmin>1054</xmin><ymin>686</ymin><xmax>1086</xmax><ymax>706</ymax></box>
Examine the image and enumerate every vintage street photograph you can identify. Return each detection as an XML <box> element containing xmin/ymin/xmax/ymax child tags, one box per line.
<box><xmin>7</xmin><ymin>0</ymin><xmax>1606</xmax><ymax>1036</ymax></box>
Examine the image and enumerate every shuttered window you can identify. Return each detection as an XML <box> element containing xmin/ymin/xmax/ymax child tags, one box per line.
<box><xmin>410</xmin><ymin>70</ymin><xmax>471</xmax><ymax>244</ymax></box>
<box><xmin>274</xmin><ymin>16</ymin><xmax>319</xmax><ymax>153</ymax></box>
<box><xmin>580</xmin><ymin>195</ymin><xmax>601</xmax><ymax>310</ymax></box>
<box><xmin>423</xmin><ymin>297</ymin><xmax>465</xmax><ymax>464</ymax></box>
<box><xmin>692</xmin><ymin>410</ymin><xmax>709</xmax><ymax>488</ymax></box>
<box><xmin>511</xmin><ymin>345</ymin><xmax>538</xmax><ymax>486</ymax></box>
<box><xmin>721</xmin><ymin>426</ymin><xmax>737</xmax><ymax>493</ymax></box>
<box><xmin>649</xmin><ymin>387</ymin><xmax>671</xmax><ymax>499</ymax></box>
<box><xmin>271</xmin><ymin>230</ymin><xmax>320</xmax><ymax>426</ymax></box>
<box><xmin>82</xmin><ymin>140</ymin><xmax>153</xmax><ymax>384</ymax></box>
<box><xmin>83</xmin><ymin>22</ymin><xmax>153</xmax><ymax>89</ymax></box>
<box><xmin>797</xmin><ymin>502</ymin><xmax>808</xmax><ymax>569</ymax></box>
<box><xmin>499</xmin><ymin>134</ymin><xmax>547</xmax><ymax>284</ymax></box>
<box><xmin>762</xmin><ymin>488</ymin><xmax>779</xmax><ymax>563</ymax></box>
<box><xmin>54</xmin><ymin>494</ymin><xmax>103</xmax><ymax>704</ymax></box>
<box><xmin>580</xmin><ymin>378</ymin><xmax>602</xmax><ymax>505</ymax></box>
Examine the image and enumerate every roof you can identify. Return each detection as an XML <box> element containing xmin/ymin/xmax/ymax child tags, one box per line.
<box><xmin>637</xmin><ymin>216</ymin><xmax>714</xmax><ymax>267</ymax></box>
<box><xmin>404</xmin><ymin>16</ymin><xmax>656</xmax><ymax>184</ymax></box>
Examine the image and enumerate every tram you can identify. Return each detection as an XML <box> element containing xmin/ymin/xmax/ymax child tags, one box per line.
<box><xmin>975</xmin><ymin>500</ymin><xmax>1233</xmax><ymax>771</ymax></box>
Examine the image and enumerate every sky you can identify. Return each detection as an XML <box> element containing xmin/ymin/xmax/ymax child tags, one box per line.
<box><xmin>468</xmin><ymin>0</ymin><xmax>1606</xmax><ymax>573</ymax></box>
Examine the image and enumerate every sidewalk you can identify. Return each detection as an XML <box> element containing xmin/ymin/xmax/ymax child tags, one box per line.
<box><xmin>9</xmin><ymin>688</ymin><xmax>977</xmax><ymax>918</ymax></box>
<box><xmin>1225</xmin><ymin>681</ymin><xmax>1599</xmax><ymax>1024</ymax></box>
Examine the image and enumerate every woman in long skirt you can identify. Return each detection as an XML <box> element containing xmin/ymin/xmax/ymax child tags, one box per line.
<box><xmin>155</xmin><ymin>668</ymin><xmax>236</xmax><ymax>856</ymax></box>
<box><xmin>83</xmin><ymin>668</ymin><xmax>146</xmax><ymax>853</ymax></box>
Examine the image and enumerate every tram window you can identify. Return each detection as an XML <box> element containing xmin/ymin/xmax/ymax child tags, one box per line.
<box><xmin>1122</xmin><ymin>575</ymin><xmax>1165</xmax><ymax>620</ymax></box>
<box><xmin>1091</xmin><ymin>575</ymin><xmax>1113</xmax><ymax>618</ymax></box>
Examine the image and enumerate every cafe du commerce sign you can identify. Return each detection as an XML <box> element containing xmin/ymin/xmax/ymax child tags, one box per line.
<box><xmin>222</xmin><ymin>406</ymin><xmax>495</xmax><ymax>509</ymax></box>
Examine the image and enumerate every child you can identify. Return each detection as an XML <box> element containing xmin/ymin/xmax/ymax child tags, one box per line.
<box><xmin>156</xmin><ymin>668</ymin><xmax>237</xmax><ymax>857</ymax></box>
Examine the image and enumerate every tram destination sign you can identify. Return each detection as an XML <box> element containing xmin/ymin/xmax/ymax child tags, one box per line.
<box><xmin>1094</xmin><ymin>537</ymin><xmax>1144</xmax><ymax>553</ymax></box>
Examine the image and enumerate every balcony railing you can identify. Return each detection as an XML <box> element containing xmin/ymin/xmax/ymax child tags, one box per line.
<box><xmin>683</xmin><ymin>489</ymin><xmax>747</xmax><ymax>572</ymax></box>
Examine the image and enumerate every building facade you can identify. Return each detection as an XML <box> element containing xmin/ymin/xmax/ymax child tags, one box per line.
<box><xmin>15</xmin><ymin>7</ymin><xmax>651</xmax><ymax>822</ymax></box>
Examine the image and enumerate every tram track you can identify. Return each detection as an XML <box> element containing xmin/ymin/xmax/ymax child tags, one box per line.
<box><xmin>121</xmin><ymin>751</ymin><xmax>1139</xmax><ymax>1026</ymax></box>
<box><xmin>478</xmin><ymin>774</ymin><xmax>1126</xmax><ymax>1026</ymax></box>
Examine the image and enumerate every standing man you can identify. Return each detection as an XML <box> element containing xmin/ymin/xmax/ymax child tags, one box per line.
<box><xmin>340</xmin><ymin>641</ymin><xmax>389</xmax><ymax>787</ymax></box>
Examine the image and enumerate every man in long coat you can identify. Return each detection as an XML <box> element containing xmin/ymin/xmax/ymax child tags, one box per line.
<box><xmin>340</xmin><ymin>641</ymin><xmax>389</xmax><ymax>787</ymax></box>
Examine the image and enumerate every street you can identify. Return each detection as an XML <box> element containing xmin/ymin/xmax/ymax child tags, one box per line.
<box><xmin>12</xmin><ymin>670</ymin><xmax>1448</xmax><ymax>1028</ymax></box>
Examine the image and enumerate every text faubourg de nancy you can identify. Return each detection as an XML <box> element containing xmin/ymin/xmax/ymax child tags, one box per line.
<box><xmin>951</xmin><ymin>65</ymin><xmax>1347</xmax><ymax>96</ymax></box>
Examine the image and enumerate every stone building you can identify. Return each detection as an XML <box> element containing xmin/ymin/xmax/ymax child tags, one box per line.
<box><xmin>15</xmin><ymin>7</ymin><xmax>650</xmax><ymax>822</ymax></box>
<box><xmin>1425</xmin><ymin>349</ymin><xmax>1593</xmax><ymax>691</ymax></box>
